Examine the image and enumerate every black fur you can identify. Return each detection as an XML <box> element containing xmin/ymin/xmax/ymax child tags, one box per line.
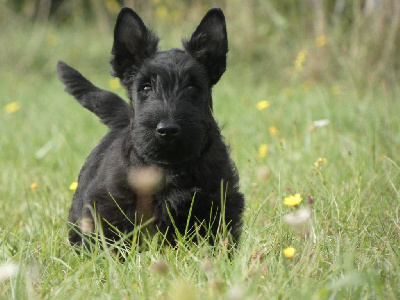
<box><xmin>57</xmin><ymin>8</ymin><xmax>244</xmax><ymax>247</ymax></box>
<box><xmin>57</xmin><ymin>61</ymin><xmax>130</xmax><ymax>129</ymax></box>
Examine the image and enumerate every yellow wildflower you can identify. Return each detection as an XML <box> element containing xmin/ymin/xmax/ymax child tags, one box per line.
<box><xmin>109</xmin><ymin>78</ymin><xmax>121</xmax><ymax>90</ymax></box>
<box><xmin>30</xmin><ymin>183</ymin><xmax>38</xmax><ymax>190</ymax></box>
<box><xmin>283</xmin><ymin>247</ymin><xmax>296</xmax><ymax>258</ymax></box>
<box><xmin>316</xmin><ymin>35</ymin><xmax>327</xmax><ymax>47</ymax></box>
<box><xmin>69</xmin><ymin>182</ymin><xmax>78</xmax><ymax>191</ymax></box>
<box><xmin>294</xmin><ymin>50</ymin><xmax>307</xmax><ymax>72</ymax></box>
<box><xmin>258</xmin><ymin>144</ymin><xmax>268</xmax><ymax>158</ymax></box>
<box><xmin>283</xmin><ymin>193</ymin><xmax>303</xmax><ymax>207</ymax></box>
<box><xmin>105</xmin><ymin>0</ymin><xmax>121</xmax><ymax>15</ymax></box>
<box><xmin>331</xmin><ymin>85</ymin><xmax>340</xmax><ymax>95</ymax></box>
<box><xmin>155</xmin><ymin>6</ymin><xmax>168</xmax><ymax>19</ymax></box>
<box><xmin>269</xmin><ymin>126</ymin><xmax>279</xmax><ymax>136</ymax></box>
<box><xmin>4</xmin><ymin>102</ymin><xmax>20</xmax><ymax>114</ymax></box>
<box><xmin>314</xmin><ymin>157</ymin><xmax>327</xmax><ymax>169</ymax></box>
<box><xmin>256</xmin><ymin>100</ymin><xmax>270</xmax><ymax>111</ymax></box>
<box><xmin>46</xmin><ymin>34</ymin><xmax>59</xmax><ymax>47</ymax></box>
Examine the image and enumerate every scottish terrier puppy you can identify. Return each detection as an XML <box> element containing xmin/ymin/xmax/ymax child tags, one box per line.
<box><xmin>57</xmin><ymin>7</ymin><xmax>244</xmax><ymax>247</ymax></box>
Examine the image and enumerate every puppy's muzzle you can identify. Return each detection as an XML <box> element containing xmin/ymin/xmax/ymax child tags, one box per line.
<box><xmin>156</xmin><ymin>121</ymin><xmax>180</xmax><ymax>141</ymax></box>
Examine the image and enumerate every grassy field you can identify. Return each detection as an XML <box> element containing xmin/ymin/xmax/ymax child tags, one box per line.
<box><xmin>1</xmin><ymin>2</ymin><xmax>400</xmax><ymax>299</ymax></box>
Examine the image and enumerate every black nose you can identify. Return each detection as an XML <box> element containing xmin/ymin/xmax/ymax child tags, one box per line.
<box><xmin>156</xmin><ymin>121</ymin><xmax>180</xmax><ymax>140</ymax></box>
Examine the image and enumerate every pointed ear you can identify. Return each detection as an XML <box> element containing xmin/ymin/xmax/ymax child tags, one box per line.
<box><xmin>111</xmin><ymin>8</ymin><xmax>159</xmax><ymax>82</ymax></box>
<box><xmin>183</xmin><ymin>8</ymin><xmax>228</xmax><ymax>86</ymax></box>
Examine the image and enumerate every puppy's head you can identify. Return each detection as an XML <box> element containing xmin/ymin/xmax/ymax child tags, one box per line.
<box><xmin>111</xmin><ymin>8</ymin><xmax>228</xmax><ymax>166</ymax></box>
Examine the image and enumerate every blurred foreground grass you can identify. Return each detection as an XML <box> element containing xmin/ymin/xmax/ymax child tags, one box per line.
<box><xmin>1</xmin><ymin>1</ymin><xmax>400</xmax><ymax>299</ymax></box>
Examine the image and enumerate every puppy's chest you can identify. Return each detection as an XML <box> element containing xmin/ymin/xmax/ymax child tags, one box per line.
<box><xmin>135</xmin><ymin>172</ymin><xmax>203</xmax><ymax>212</ymax></box>
<box><xmin>134</xmin><ymin>193</ymin><xmax>154</xmax><ymax>229</ymax></box>
<box><xmin>133</xmin><ymin>170</ymin><xmax>201</xmax><ymax>220</ymax></box>
<box><xmin>165</xmin><ymin>170</ymin><xmax>204</xmax><ymax>195</ymax></box>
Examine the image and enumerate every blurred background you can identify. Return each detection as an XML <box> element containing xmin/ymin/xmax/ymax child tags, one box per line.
<box><xmin>1</xmin><ymin>0</ymin><xmax>400</xmax><ymax>87</ymax></box>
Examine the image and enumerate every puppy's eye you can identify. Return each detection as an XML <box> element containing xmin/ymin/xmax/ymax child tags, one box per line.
<box><xmin>187</xmin><ymin>84</ymin><xmax>198</xmax><ymax>91</ymax></box>
<box><xmin>141</xmin><ymin>84</ymin><xmax>152</xmax><ymax>93</ymax></box>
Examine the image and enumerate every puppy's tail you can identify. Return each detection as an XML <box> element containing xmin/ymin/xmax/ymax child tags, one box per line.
<box><xmin>57</xmin><ymin>60</ymin><xmax>130</xmax><ymax>129</ymax></box>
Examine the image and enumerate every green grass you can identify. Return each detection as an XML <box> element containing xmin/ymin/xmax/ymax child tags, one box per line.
<box><xmin>1</xmin><ymin>4</ymin><xmax>400</xmax><ymax>299</ymax></box>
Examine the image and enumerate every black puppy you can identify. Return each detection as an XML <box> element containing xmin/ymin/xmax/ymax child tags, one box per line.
<box><xmin>57</xmin><ymin>8</ymin><xmax>244</xmax><ymax>247</ymax></box>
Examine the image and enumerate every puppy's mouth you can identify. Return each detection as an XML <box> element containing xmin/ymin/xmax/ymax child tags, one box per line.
<box><xmin>136</xmin><ymin>139</ymin><xmax>203</xmax><ymax>167</ymax></box>
<box><xmin>151</xmin><ymin>143</ymin><xmax>200</xmax><ymax>166</ymax></box>
<box><xmin>150</xmin><ymin>155</ymin><xmax>196</xmax><ymax>167</ymax></box>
